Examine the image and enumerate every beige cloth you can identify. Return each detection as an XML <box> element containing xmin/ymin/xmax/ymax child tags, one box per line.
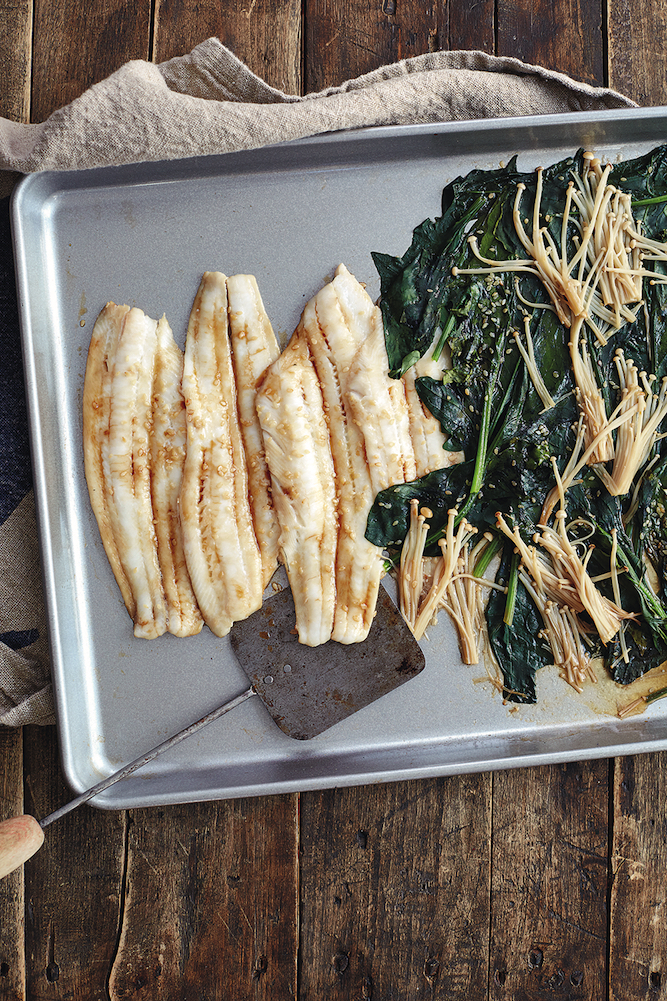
<box><xmin>0</xmin><ymin>494</ymin><xmax>52</xmax><ymax>725</ymax></box>
<box><xmin>0</xmin><ymin>40</ymin><xmax>634</xmax><ymax>726</ymax></box>
<box><xmin>0</xmin><ymin>40</ymin><xmax>633</xmax><ymax>173</ymax></box>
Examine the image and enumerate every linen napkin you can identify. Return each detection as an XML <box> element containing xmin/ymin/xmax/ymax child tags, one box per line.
<box><xmin>0</xmin><ymin>39</ymin><xmax>635</xmax><ymax>726</ymax></box>
<box><xmin>0</xmin><ymin>42</ymin><xmax>634</xmax><ymax>173</ymax></box>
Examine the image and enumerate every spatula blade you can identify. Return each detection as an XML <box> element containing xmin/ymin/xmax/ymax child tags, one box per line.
<box><xmin>229</xmin><ymin>583</ymin><xmax>425</xmax><ymax>739</ymax></box>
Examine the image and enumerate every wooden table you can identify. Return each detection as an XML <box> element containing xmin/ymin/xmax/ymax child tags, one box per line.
<box><xmin>2</xmin><ymin>3</ymin><xmax>667</xmax><ymax>999</ymax></box>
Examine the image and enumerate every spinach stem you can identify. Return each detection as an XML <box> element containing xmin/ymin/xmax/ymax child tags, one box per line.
<box><xmin>456</xmin><ymin>364</ymin><xmax>495</xmax><ymax>521</ymax></box>
<box><xmin>614</xmin><ymin>533</ymin><xmax>667</xmax><ymax>624</ymax></box>
<box><xmin>432</xmin><ymin>313</ymin><xmax>456</xmax><ymax>362</ymax></box>
<box><xmin>646</xmin><ymin>685</ymin><xmax>667</xmax><ymax>705</ymax></box>
<box><xmin>473</xmin><ymin>533</ymin><xmax>502</xmax><ymax>577</ymax></box>
<box><xmin>631</xmin><ymin>194</ymin><xmax>667</xmax><ymax>207</ymax></box>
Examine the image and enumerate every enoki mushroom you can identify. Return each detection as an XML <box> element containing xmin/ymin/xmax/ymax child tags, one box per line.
<box><xmin>398</xmin><ymin>501</ymin><xmax>503</xmax><ymax>663</ymax></box>
<box><xmin>453</xmin><ymin>153</ymin><xmax>667</xmax><ymax>467</ymax></box>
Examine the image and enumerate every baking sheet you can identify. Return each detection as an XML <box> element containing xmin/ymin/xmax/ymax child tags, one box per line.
<box><xmin>12</xmin><ymin>106</ymin><xmax>667</xmax><ymax>809</ymax></box>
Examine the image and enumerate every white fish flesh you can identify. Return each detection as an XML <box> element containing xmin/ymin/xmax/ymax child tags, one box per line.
<box><xmin>258</xmin><ymin>263</ymin><xmax>436</xmax><ymax>647</ymax></box>
<box><xmin>345</xmin><ymin>317</ymin><xmax>417</xmax><ymax>495</ymax></box>
<box><xmin>85</xmin><ymin>268</ymin><xmax>448</xmax><ymax>647</ymax></box>
<box><xmin>83</xmin><ymin>302</ymin><xmax>136</xmax><ymax>619</ymax></box>
<box><xmin>180</xmin><ymin>272</ymin><xmax>264</xmax><ymax>637</ymax></box>
<box><xmin>226</xmin><ymin>274</ymin><xmax>281</xmax><ymax>588</ymax></box>
<box><xmin>402</xmin><ymin>341</ymin><xmax>450</xmax><ymax>477</ymax></box>
<box><xmin>151</xmin><ymin>316</ymin><xmax>203</xmax><ymax>637</ymax></box>
<box><xmin>299</xmin><ymin>265</ymin><xmax>384</xmax><ymax>644</ymax></box>
<box><xmin>95</xmin><ymin>306</ymin><xmax>167</xmax><ymax>638</ymax></box>
<box><xmin>84</xmin><ymin>305</ymin><xmax>202</xmax><ymax>639</ymax></box>
<box><xmin>256</xmin><ymin>334</ymin><xmax>338</xmax><ymax>646</ymax></box>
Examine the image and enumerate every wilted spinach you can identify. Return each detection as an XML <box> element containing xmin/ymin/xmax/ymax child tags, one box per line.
<box><xmin>367</xmin><ymin>145</ymin><xmax>667</xmax><ymax>704</ymax></box>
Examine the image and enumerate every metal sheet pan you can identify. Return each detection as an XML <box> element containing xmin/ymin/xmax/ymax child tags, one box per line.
<box><xmin>12</xmin><ymin>106</ymin><xmax>667</xmax><ymax>809</ymax></box>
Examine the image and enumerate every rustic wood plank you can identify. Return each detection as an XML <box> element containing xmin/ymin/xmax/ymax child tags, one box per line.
<box><xmin>0</xmin><ymin>1</ymin><xmax>31</xmax><ymax>989</ymax></box>
<box><xmin>154</xmin><ymin>0</ymin><xmax>302</xmax><ymax>94</ymax></box>
<box><xmin>0</xmin><ymin>0</ymin><xmax>31</xmax><ymax>122</ymax></box>
<box><xmin>22</xmin><ymin>725</ymin><xmax>127</xmax><ymax>1000</ymax></box>
<box><xmin>30</xmin><ymin>0</ymin><xmax>151</xmax><ymax>123</ymax></box>
<box><xmin>108</xmin><ymin>795</ymin><xmax>298</xmax><ymax>1000</ymax></box>
<box><xmin>0</xmin><ymin>726</ymin><xmax>26</xmax><ymax>1001</ymax></box>
<box><xmin>303</xmin><ymin>0</ymin><xmax>495</xmax><ymax>93</ymax></box>
<box><xmin>497</xmin><ymin>0</ymin><xmax>605</xmax><ymax>87</ymax></box>
<box><xmin>299</xmin><ymin>776</ymin><xmax>492</xmax><ymax>999</ymax></box>
<box><xmin>0</xmin><ymin>0</ymin><xmax>31</xmax><ymax>196</ymax></box>
<box><xmin>304</xmin><ymin>0</ymin><xmax>442</xmax><ymax>92</ymax></box>
<box><xmin>448</xmin><ymin>0</ymin><xmax>495</xmax><ymax>54</ymax></box>
<box><xmin>489</xmin><ymin>760</ymin><xmax>610</xmax><ymax>1001</ymax></box>
<box><xmin>609</xmin><ymin>752</ymin><xmax>667</xmax><ymax>1000</ymax></box>
<box><xmin>607</xmin><ymin>0</ymin><xmax>667</xmax><ymax>105</ymax></box>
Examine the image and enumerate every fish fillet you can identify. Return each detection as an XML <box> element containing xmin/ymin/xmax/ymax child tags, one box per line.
<box><xmin>258</xmin><ymin>264</ymin><xmax>443</xmax><ymax>647</ymax></box>
<box><xmin>345</xmin><ymin>312</ymin><xmax>417</xmax><ymax>495</ymax></box>
<box><xmin>300</xmin><ymin>265</ymin><xmax>384</xmax><ymax>644</ymax></box>
<box><xmin>226</xmin><ymin>274</ymin><xmax>281</xmax><ymax>588</ymax></box>
<box><xmin>106</xmin><ymin>307</ymin><xmax>168</xmax><ymax>639</ymax></box>
<box><xmin>84</xmin><ymin>304</ymin><xmax>203</xmax><ymax>639</ymax></box>
<box><xmin>256</xmin><ymin>335</ymin><xmax>338</xmax><ymax>646</ymax></box>
<box><xmin>402</xmin><ymin>342</ymin><xmax>450</xmax><ymax>477</ymax></box>
<box><xmin>345</xmin><ymin>297</ymin><xmax>451</xmax><ymax>485</ymax></box>
<box><xmin>180</xmin><ymin>272</ymin><xmax>263</xmax><ymax>637</ymax></box>
<box><xmin>83</xmin><ymin>302</ymin><xmax>135</xmax><ymax>618</ymax></box>
<box><xmin>151</xmin><ymin>316</ymin><xmax>203</xmax><ymax>637</ymax></box>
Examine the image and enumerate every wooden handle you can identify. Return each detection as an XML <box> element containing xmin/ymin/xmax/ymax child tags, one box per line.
<box><xmin>0</xmin><ymin>816</ymin><xmax>44</xmax><ymax>878</ymax></box>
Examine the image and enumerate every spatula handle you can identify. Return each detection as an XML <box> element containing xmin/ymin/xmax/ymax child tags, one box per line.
<box><xmin>39</xmin><ymin>687</ymin><xmax>257</xmax><ymax>828</ymax></box>
<box><xmin>0</xmin><ymin>816</ymin><xmax>45</xmax><ymax>879</ymax></box>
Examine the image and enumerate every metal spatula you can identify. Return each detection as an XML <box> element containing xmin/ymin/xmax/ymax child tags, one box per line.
<box><xmin>1</xmin><ymin>583</ymin><xmax>424</xmax><ymax>876</ymax></box>
<box><xmin>230</xmin><ymin>582</ymin><xmax>424</xmax><ymax>739</ymax></box>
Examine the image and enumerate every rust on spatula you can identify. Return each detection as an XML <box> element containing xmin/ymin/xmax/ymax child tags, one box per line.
<box><xmin>229</xmin><ymin>584</ymin><xmax>425</xmax><ymax>739</ymax></box>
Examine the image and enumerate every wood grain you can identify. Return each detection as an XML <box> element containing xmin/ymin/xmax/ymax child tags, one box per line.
<box><xmin>609</xmin><ymin>753</ymin><xmax>667</xmax><ymax>1001</ymax></box>
<box><xmin>497</xmin><ymin>0</ymin><xmax>605</xmax><ymax>86</ymax></box>
<box><xmin>108</xmin><ymin>796</ymin><xmax>298</xmax><ymax>1000</ymax></box>
<box><xmin>0</xmin><ymin>0</ymin><xmax>32</xmax><ymax>195</ymax></box>
<box><xmin>607</xmin><ymin>0</ymin><xmax>667</xmax><ymax>105</ymax></box>
<box><xmin>22</xmin><ymin>725</ymin><xmax>127</xmax><ymax>1000</ymax></box>
<box><xmin>0</xmin><ymin>727</ymin><xmax>26</xmax><ymax>1001</ymax></box>
<box><xmin>489</xmin><ymin>761</ymin><xmax>610</xmax><ymax>1001</ymax></box>
<box><xmin>0</xmin><ymin>0</ymin><xmax>32</xmax><ymax>122</ymax></box>
<box><xmin>448</xmin><ymin>0</ymin><xmax>495</xmax><ymax>54</ymax></box>
<box><xmin>154</xmin><ymin>0</ymin><xmax>302</xmax><ymax>94</ymax></box>
<box><xmin>304</xmin><ymin>0</ymin><xmax>441</xmax><ymax>92</ymax></box>
<box><xmin>299</xmin><ymin>776</ymin><xmax>492</xmax><ymax>999</ymax></box>
<box><xmin>30</xmin><ymin>0</ymin><xmax>151</xmax><ymax>122</ymax></box>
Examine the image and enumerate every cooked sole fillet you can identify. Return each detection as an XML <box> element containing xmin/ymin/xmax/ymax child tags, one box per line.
<box><xmin>346</xmin><ymin>318</ymin><xmax>418</xmax><ymax>495</ymax></box>
<box><xmin>180</xmin><ymin>272</ymin><xmax>263</xmax><ymax>637</ymax></box>
<box><xmin>256</xmin><ymin>335</ymin><xmax>338</xmax><ymax>647</ymax></box>
<box><xmin>226</xmin><ymin>274</ymin><xmax>281</xmax><ymax>588</ymax></box>
<box><xmin>402</xmin><ymin>342</ymin><xmax>450</xmax><ymax>477</ymax></box>
<box><xmin>85</xmin><ymin>269</ymin><xmax>446</xmax><ymax>646</ymax></box>
<box><xmin>84</xmin><ymin>304</ymin><xmax>203</xmax><ymax>639</ymax></box>
<box><xmin>258</xmin><ymin>264</ymin><xmax>446</xmax><ymax>647</ymax></box>
<box><xmin>83</xmin><ymin>302</ymin><xmax>136</xmax><ymax>618</ymax></box>
<box><xmin>151</xmin><ymin>316</ymin><xmax>203</xmax><ymax>637</ymax></box>
<box><xmin>106</xmin><ymin>308</ymin><xmax>168</xmax><ymax>639</ymax></box>
<box><xmin>345</xmin><ymin>300</ymin><xmax>452</xmax><ymax>488</ymax></box>
<box><xmin>301</xmin><ymin>265</ymin><xmax>384</xmax><ymax>644</ymax></box>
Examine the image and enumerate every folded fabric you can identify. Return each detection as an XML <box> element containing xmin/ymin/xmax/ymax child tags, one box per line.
<box><xmin>0</xmin><ymin>40</ymin><xmax>634</xmax><ymax>174</ymax></box>
<box><xmin>0</xmin><ymin>198</ymin><xmax>53</xmax><ymax>725</ymax></box>
<box><xmin>0</xmin><ymin>40</ymin><xmax>634</xmax><ymax>726</ymax></box>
